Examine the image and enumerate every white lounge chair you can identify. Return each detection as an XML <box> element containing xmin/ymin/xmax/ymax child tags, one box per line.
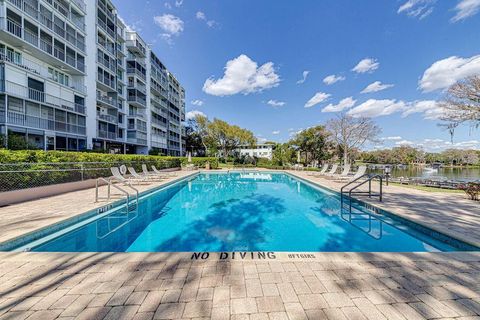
<box><xmin>327</xmin><ymin>164</ymin><xmax>351</xmax><ymax>179</ymax></box>
<box><xmin>336</xmin><ymin>165</ymin><xmax>367</xmax><ymax>181</ymax></box>
<box><xmin>127</xmin><ymin>167</ymin><xmax>152</xmax><ymax>181</ymax></box>
<box><xmin>322</xmin><ymin>164</ymin><xmax>338</xmax><ymax>177</ymax></box>
<box><xmin>142</xmin><ymin>164</ymin><xmax>168</xmax><ymax>179</ymax></box>
<box><xmin>308</xmin><ymin>164</ymin><xmax>328</xmax><ymax>176</ymax></box>
<box><xmin>151</xmin><ymin>165</ymin><xmax>176</xmax><ymax>177</ymax></box>
<box><xmin>110</xmin><ymin>167</ymin><xmax>146</xmax><ymax>185</ymax></box>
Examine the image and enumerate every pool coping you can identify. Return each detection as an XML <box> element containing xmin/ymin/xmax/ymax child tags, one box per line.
<box><xmin>0</xmin><ymin>171</ymin><xmax>200</xmax><ymax>251</ymax></box>
<box><xmin>285</xmin><ymin>170</ymin><xmax>480</xmax><ymax>250</ymax></box>
<box><xmin>1</xmin><ymin>169</ymin><xmax>478</xmax><ymax>252</ymax></box>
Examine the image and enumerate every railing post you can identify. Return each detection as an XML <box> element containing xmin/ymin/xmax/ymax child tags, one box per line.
<box><xmin>80</xmin><ymin>163</ymin><xmax>84</xmax><ymax>181</ymax></box>
<box><xmin>379</xmin><ymin>177</ymin><xmax>383</xmax><ymax>202</ymax></box>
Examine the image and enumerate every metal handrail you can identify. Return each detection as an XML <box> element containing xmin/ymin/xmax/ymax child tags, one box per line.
<box><xmin>95</xmin><ymin>177</ymin><xmax>139</xmax><ymax>216</ymax></box>
<box><xmin>340</xmin><ymin>174</ymin><xmax>383</xmax><ymax>214</ymax></box>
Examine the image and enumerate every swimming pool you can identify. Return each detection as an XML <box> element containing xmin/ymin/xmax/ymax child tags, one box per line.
<box><xmin>11</xmin><ymin>172</ymin><xmax>477</xmax><ymax>252</ymax></box>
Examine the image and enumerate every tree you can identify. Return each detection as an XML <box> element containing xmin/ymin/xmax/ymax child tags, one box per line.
<box><xmin>289</xmin><ymin>126</ymin><xmax>333</xmax><ymax>164</ymax></box>
<box><xmin>439</xmin><ymin>76</ymin><xmax>480</xmax><ymax>131</ymax></box>
<box><xmin>326</xmin><ymin>114</ymin><xmax>381</xmax><ymax>166</ymax></box>
<box><xmin>272</xmin><ymin>143</ymin><xmax>296</xmax><ymax>166</ymax></box>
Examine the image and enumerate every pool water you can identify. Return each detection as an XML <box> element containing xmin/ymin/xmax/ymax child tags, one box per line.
<box><xmin>28</xmin><ymin>172</ymin><xmax>468</xmax><ymax>252</ymax></box>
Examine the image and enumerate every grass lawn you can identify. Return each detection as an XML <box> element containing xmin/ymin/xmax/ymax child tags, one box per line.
<box><xmin>391</xmin><ymin>182</ymin><xmax>464</xmax><ymax>194</ymax></box>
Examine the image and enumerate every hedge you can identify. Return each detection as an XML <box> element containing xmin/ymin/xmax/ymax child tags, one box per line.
<box><xmin>0</xmin><ymin>150</ymin><xmax>218</xmax><ymax>191</ymax></box>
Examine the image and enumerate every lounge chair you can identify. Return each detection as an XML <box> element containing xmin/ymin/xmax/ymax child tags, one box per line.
<box><xmin>152</xmin><ymin>165</ymin><xmax>176</xmax><ymax>177</ymax></box>
<box><xmin>321</xmin><ymin>164</ymin><xmax>338</xmax><ymax>177</ymax></box>
<box><xmin>308</xmin><ymin>164</ymin><xmax>328</xmax><ymax>176</ymax></box>
<box><xmin>110</xmin><ymin>167</ymin><xmax>146</xmax><ymax>185</ymax></box>
<box><xmin>336</xmin><ymin>165</ymin><xmax>367</xmax><ymax>182</ymax></box>
<box><xmin>327</xmin><ymin>164</ymin><xmax>351</xmax><ymax>179</ymax></box>
<box><xmin>142</xmin><ymin>164</ymin><xmax>168</xmax><ymax>179</ymax></box>
<box><xmin>127</xmin><ymin>166</ymin><xmax>152</xmax><ymax>181</ymax></box>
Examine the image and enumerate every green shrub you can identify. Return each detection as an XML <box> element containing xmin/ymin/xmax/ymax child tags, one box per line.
<box><xmin>0</xmin><ymin>150</ymin><xmax>218</xmax><ymax>191</ymax></box>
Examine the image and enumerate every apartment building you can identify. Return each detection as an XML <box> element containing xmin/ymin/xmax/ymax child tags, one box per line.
<box><xmin>0</xmin><ymin>0</ymin><xmax>185</xmax><ymax>155</ymax></box>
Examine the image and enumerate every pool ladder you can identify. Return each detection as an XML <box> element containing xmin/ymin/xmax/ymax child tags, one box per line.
<box><xmin>340</xmin><ymin>174</ymin><xmax>383</xmax><ymax>214</ymax></box>
<box><xmin>95</xmin><ymin>177</ymin><xmax>139</xmax><ymax>213</ymax></box>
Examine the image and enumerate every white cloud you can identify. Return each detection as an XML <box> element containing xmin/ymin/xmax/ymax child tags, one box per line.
<box><xmin>361</xmin><ymin>81</ymin><xmax>394</xmax><ymax>94</ymax></box>
<box><xmin>402</xmin><ymin>100</ymin><xmax>443</xmax><ymax>120</ymax></box>
<box><xmin>323</xmin><ymin>74</ymin><xmax>346</xmax><ymax>85</ymax></box>
<box><xmin>186</xmin><ymin>110</ymin><xmax>206</xmax><ymax>120</ymax></box>
<box><xmin>175</xmin><ymin>0</ymin><xmax>183</xmax><ymax>7</ymax></box>
<box><xmin>153</xmin><ymin>14</ymin><xmax>184</xmax><ymax>35</ymax></box>
<box><xmin>196</xmin><ymin>11</ymin><xmax>217</xmax><ymax>27</ymax></box>
<box><xmin>395</xmin><ymin>139</ymin><xmax>415</xmax><ymax>146</ymax></box>
<box><xmin>398</xmin><ymin>0</ymin><xmax>436</xmax><ymax>19</ymax></box>
<box><xmin>296</xmin><ymin>71</ymin><xmax>310</xmax><ymax>84</ymax></box>
<box><xmin>381</xmin><ymin>136</ymin><xmax>403</xmax><ymax>141</ymax></box>
<box><xmin>352</xmin><ymin>58</ymin><xmax>380</xmax><ymax>73</ymax></box>
<box><xmin>203</xmin><ymin>54</ymin><xmax>280</xmax><ymax>96</ymax></box>
<box><xmin>191</xmin><ymin>99</ymin><xmax>204</xmax><ymax>106</ymax></box>
<box><xmin>267</xmin><ymin>100</ymin><xmax>286</xmax><ymax>107</ymax></box>
<box><xmin>347</xmin><ymin>99</ymin><xmax>406</xmax><ymax>118</ymax></box>
<box><xmin>304</xmin><ymin>92</ymin><xmax>331</xmax><ymax>108</ymax></box>
<box><xmin>419</xmin><ymin>55</ymin><xmax>480</xmax><ymax>92</ymax></box>
<box><xmin>451</xmin><ymin>0</ymin><xmax>480</xmax><ymax>22</ymax></box>
<box><xmin>196</xmin><ymin>11</ymin><xmax>206</xmax><ymax>20</ymax></box>
<box><xmin>164</xmin><ymin>2</ymin><xmax>172</xmax><ymax>9</ymax></box>
<box><xmin>272</xmin><ymin>130</ymin><xmax>280</xmax><ymax>135</ymax></box>
<box><xmin>322</xmin><ymin>97</ymin><xmax>356</xmax><ymax>113</ymax></box>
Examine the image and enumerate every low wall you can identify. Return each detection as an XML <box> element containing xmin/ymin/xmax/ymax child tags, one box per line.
<box><xmin>0</xmin><ymin>167</ymin><xmax>180</xmax><ymax>206</ymax></box>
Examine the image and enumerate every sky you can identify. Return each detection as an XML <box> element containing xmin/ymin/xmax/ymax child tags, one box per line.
<box><xmin>116</xmin><ymin>0</ymin><xmax>480</xmax><ymax>152</ymax></box>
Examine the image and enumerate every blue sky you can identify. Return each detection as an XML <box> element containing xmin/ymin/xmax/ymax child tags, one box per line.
<box><xmin>116</xmin><ymin>0</ymin><xmax>480</xmax><ymax>152</ymax></box>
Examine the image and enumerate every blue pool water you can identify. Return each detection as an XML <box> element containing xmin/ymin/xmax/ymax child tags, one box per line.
<box><xmin>26</xmin><ymin>172</ymin><xmax>471</xmax><ymax>252</ymax></box>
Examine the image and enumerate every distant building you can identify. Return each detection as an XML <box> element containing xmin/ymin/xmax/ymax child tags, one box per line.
<box><xmin>237</xmin><ymin>144</ymin><xmax>275</xmax><ymax>160</ymax></box>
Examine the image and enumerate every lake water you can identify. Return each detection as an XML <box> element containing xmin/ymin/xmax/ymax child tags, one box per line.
<box><xmin>371</xmin><ymin>167</ymin><xmax>480</xmax><ymax>181</ymax></box>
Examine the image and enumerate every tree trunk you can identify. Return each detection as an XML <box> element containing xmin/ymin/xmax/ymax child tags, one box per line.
<box><xmin>343</xmin><ymin>146</ymin><xmax>348</xmax><ymax>166</ymax></box>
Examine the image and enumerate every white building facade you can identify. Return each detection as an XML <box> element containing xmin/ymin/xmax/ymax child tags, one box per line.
<box><xmin>237</xmin><ymin>144</ymin><xmax>275</xmax><ymax>160</ymax></box>
<box><xmin>0</xmin><ymin>0</ymin><xmax>185</xmax><ymax>155</ymax></box>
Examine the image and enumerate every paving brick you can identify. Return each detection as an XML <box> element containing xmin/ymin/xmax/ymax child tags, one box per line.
<box><xmin>59</xmin><ymin>294</ymin><xmax>95</xmax><ymax>317</ymax></box>
<box><xmin>132</xmin><ymin>312</ymin><xmax>154</xmax><ymax>320</ymax></box>
<box><xmin>391</xmin><ymin>303</ymin><xmax>425</xmax><ymax>320</ymax></box>
<box><xmin>231</xmin><ymin>285</ymin><xmax>247</xmax><ymax>299</ymax></box>
<box><xmin>246</xmin><ymin>279</ymin><xmax>263</xmax><ymax>298</ymax></box>
<box><xmin>106</xmin><ymin>286</ymin><xmax>135</xmax><ymax>306</ymax></box>
<box><xmin>153</xmin><ymin>302</ymin><xmax>185</xmax><ymax>319</ymax></box>
<box><xmin>182</xmin><ymin>300</ymin><xmax>212</xmax><ymax>318</ymax></box>
<box><xmin>30</xmin><ymin>289</ymin><xmax>70</xmax><ymax>310</ymax></box>
<box><xmin>213</xmin><ymin>286</ymin><xmax>230</xmax><ymax>307</ymax></box>
<box><xmin>231</xmin><ymin>298</ymin><xmax>258</xmax><ymax>314</ymax></box>
<box><xmin>196</xmin><ymin>287</ymin><xmax>214</xmax><ymax>301</ymax></box>
<box><xmin>87</xmin><ymin>293</ymin><xmax>113</xmax><ymax>308</ymax></box>
<box><xmin>211</xmin><ymin>306</ymin><xmax>230</xmax><ymax>320</ymax></box>
<box><xmin>49</xmin><ymin>294</ymin><xmax>79</xmax><ymax>310</ymax></box>
<box><xmin>305</xmin><ymin>309</ymin><xmax>327</xmax><ymax>320</ymax></box>
<box><xmin>138</xmin><ymin>291</ymin><xmax>164</xmax><ymax>313</ymax></box>
<box><xmin>9</xmin><ymin>297</ymin><xmax>43</xmax><ymax>312</ymax></box>
<box><xmin>126</xmin><ymin>291</ymin><xmax>148</xmax><ymax>305</ymax></box>
<box><xmin>352</xmin><ymin>297</ymin><xmax>387</xmax><ymax>320</ymax></box>
<box><xmin>409</xmin><ymin>302</ymin><xmax>442</xmax><ymax>319</ymax></box>
<box><xmin>103</xmin><ymin>305</ymin><xmax>139</xmax><ymax>320</ymax></box>
<box><xmin>284</xmin><ymin>302</ymin><xmax>308</xmax><ymax>320</ymax></box>
<box><xmin>341</xmin><ymin>306</ymin><xmax>368</xmax><ymax>320</ymax></box>
<box><xmin>74</xmin><ymin>307</ymin><xmax>111</xmax><ymax>320</ymax></box>
<box><xmin>323</xmin><ymin>292</ymin><xmax>355</xmax><ymax>308</ymax></box>
<box><xmin>268</xmin><ymin>311</ymin><xmax>289</xmax><ymax>320</ymax></box>
<box><xmin>261</xmin><ymin>283</ymin><xmax>279</xmax><ymax>297</ymax></box>
<box><xmin>256</xmin><ymin>296</ymin><xmax>285</xmax><ymax>313</ymax></box>
<box><xmin>375</xmin><ymin>304</ymin><xmax>407</xmax><ymax>320</ymax></box>
<box><xmin>161</xmin><ymin>289</ymin><xmax>181</xmax><ymax>303</ymax></box>
<box><xmin>277</xmin><ymin>283</ymin><xmax>299</xmax><ymax>303</ymax></box>
<box><xmin>416</xmin><ymin>293</ymin><xmax>460</xmax><ymax>317</ymax></box>
<box><xmin>298</xmin><ymin>293</ymin><xmax>328</xmax><ymax>310</ymax></box>
<box><xmin>24</xmin><ymin>310</ymin><xmax>61</xmax><ymax>320</ymax></box>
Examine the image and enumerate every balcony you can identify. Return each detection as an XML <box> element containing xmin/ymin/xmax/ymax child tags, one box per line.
<box><xmin>97</xmin><ymin>130</ymin><xmax>117</xmax><ymax>140</ymax></box>
<box><xmin>97</xmin><ymin>73</ymin><xmax>116</xmax><ymax>91</ymax></box>
<box><xmin>127</xmin><ymin>94</ymin><xmax>146</xmax><ymax>108</ymax></box>
<box><xmin>0</xmin><ymin>53</ymin><xmax>86</xmax><ymax>93</ymax></box>
<box><xmin>6</xmin><ymin>112</ymin><xmax>86</xmax><ymax>135</ymax></box>
<box><xmin>128</xmin><ymin>81</ymin><xmax>146</xmax><ymax>95</ymax></box>
<box><xmin>1</xmin><ymin>18</ymin><xmax>85</xmax><ymax>74</ymax></box>
<box><xmin>126</xmin><ymin>68</ymin><xmax>146</xmax><ymax>81</ymax></box>
<box><xmin>97</xmin><ymin>112</ymin><xmax>118</xmax><ymax>124</ymax></box>
<box><xmin>127</xmin><ymin>137</ymin><xmax>147</xmax><ymax>145</ymax></box>
<box><xmin>128</xmin><ymin>110</ymin><xmax>146</xmax><ymax>119</ymax></box>
<box><xmin>96</xmin><ymin>91</ymin><xmax>117</xmax><ymax>108</ymax></box>
<box><xmin>2</xmin><ymin>81</ymin><xmax>84</xmax><ymax>114</ymax></box>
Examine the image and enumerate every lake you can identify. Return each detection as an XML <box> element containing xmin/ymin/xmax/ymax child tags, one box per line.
<box><xmin>370</xmin><ymin>166</ymin><xmax>480</xmax><ymax>182</ymax></box>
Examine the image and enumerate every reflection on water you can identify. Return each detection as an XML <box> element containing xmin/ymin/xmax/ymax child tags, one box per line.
<box><xmin>371</xmin><ymin>166</ymin><xmax>480</xmax><ymax>181</ymax></box>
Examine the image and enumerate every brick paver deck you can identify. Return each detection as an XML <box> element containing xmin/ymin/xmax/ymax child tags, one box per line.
<box><xmin>0</xmin><ymin>169</ymin><xmax>479</xmax><ymax>319</ymax></box>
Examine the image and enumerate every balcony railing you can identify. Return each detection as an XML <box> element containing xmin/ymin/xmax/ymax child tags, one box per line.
<box><xmin>2</xmin><ymin>81</ymin><xmax>84</xmax><ymax>114</ymax></box>
<box><xmin>128</xmin><ymin>110</ymin><xmax>146</xmax><ymax>119</ymax></box>
<box><xmin>96</xmin><ymin>91</ymin><xmax>117</xmax><ymax>107</ymax></box>
<box><xmin>0</xmin><ymin>53</ymin><xmax>86</xmax><ymax>93</ymax></box>
<box><xmin>127</xmin><ymin>137</ymin><xmax>147</xmax><ymax>145</ymax></box>
<box><xmin>127</xmin><ymin>95</ymin><xmax>146</xmax><ymax>107</ymax></box>
<box><xmin>97</xmin><ymin>113</ymin><xmax>118</xmax><ymax>124</ymax></box>
<box><xmin>97</xmin><ymin>130</ymin><xmax>117</xmax><ymax>140</ymax></box>
<box><xmin>2</xmin><ymin>17</ymin><xmax>85</xmax><ymax>73</ymax></box>
<box><xmin>6</xmin><ymin>111</ymin><xmax>86</xmax><ymax>135</ymax></box>
<box><xmin>126</xmin><ymin>68</ymin><xmax>146</xmax><ymax>81</ymax></box>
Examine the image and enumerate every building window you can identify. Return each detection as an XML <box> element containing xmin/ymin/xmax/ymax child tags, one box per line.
<box><xmin>48</xmin><ymin>67</ymin><xmax>70</xmax><ymax>86</ymax></box>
